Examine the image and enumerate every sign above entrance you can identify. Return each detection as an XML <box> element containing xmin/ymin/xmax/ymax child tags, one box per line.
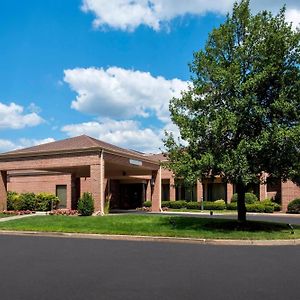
<box><xmin>129</xmin><ymin>159</ymin><xmax>142</xmax><ymax>166</ymax></box>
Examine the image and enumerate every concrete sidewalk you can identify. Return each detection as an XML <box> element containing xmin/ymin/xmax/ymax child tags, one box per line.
<box><xmin>0</xmin><ymin>212</ymin><xmax>46</xmax><ymax>222</ymax></box>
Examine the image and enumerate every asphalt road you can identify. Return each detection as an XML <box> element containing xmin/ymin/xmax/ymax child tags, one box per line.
<box><xmin>0</xmin><ymin>235</ymin><xmax>299</xmax><ymax>300</ymax></box>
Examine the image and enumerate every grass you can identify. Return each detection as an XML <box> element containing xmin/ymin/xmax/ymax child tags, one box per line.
<box><xmin>0</xmin><ymin>215</ymin><xmax>299</xmax><ymax>240</ymax></box>
<box><xmin>0</xmin><ymin>213</ymin><xmax>12</xmax><ymax>218</ymax></box>
<box><xmin>168</xmin><ymin>209</ymin><xmax>236</xmax><ymax>214</ymax></box>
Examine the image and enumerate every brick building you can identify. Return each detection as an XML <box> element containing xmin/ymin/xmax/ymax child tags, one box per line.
<box><xmin>0</xmin><ymin>135</ymin><xmax>299</xmax><ymax>212</ymax></box>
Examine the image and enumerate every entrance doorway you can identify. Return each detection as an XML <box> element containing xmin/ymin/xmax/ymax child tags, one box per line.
<box><xmin>56</xmin><ymin>185</ymin><xmax>67</xmax><ymax>208</ymax></box>
<box><xmin>119</xmin><ymin>183</ymin><xmax>144</xmax><ymax>209</ymax></box>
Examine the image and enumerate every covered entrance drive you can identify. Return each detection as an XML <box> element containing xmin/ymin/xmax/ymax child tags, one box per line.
<box><xmin>0</xmin><ymin>135</ymin><xmax>162</xmax><ymax>214</ymax></box>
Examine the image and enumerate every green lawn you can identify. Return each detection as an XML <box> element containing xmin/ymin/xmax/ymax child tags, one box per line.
<box><xmin>0</xmin><ymin>215</ymin><xmax>298</xmax><ymax>240</ymax></box>
<box><xmin>0</xmin><ymin>213</ymin><xmax>12</xmax><ymax>218</ymax></box>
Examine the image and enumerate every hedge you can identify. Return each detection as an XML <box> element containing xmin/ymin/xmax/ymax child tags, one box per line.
<box><xmin>7</xmin><ymin>191</ymin><xmax>59</xmax><ymax>211</ymax></box>
<box><xmin>204</xmin><ymin>200</ymin><xmax>226</xmax><ymax>210</ymax></box>
<box><xmin>287</xmin><ymin>198</ymin><xmax>300</xmax><ymax>214</ymax></box>
<box><xmin>186</xmin><ymin>201</ymin><xmax>201</xmax><ymax>210</ymax></box>
<box><xmin>231</xmin><ymin>193</ymin><xmax>258</xmax><ymax>204</ymax></box>
<box><xmin>169</xmin><ymin>200</ymin><xmax>187</xmax><ymax>209</ymax></box>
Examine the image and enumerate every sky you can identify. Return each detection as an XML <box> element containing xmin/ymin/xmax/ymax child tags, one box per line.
<box><xmin>0</xmin><ymin>0</ymin><xmax>299</xmax><ymax>153</ymax></box>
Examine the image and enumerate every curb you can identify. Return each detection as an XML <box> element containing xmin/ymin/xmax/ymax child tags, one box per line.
<box><xmin>0</xmin><ymin>230</ymin><xmax>299</xmax><ymax>246</ymax></box>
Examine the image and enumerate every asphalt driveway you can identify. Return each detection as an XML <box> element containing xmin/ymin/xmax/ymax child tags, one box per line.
<box><xmin>0</xmin><ymin>235</ymin><xmax>299</xmax><ymax>300</ymax></box>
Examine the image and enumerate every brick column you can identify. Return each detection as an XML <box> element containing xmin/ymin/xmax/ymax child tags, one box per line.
<box><xmin>259</xmin><ymin>183</ymin><xmax>267</xmax><ymax>201</ymax></box>
<box><xmin>196</xmin><ymin>180</ymin><xmax>203</xmax><ymax>202</ymax></box>
<box><xmin>90</xmin><ymin>152</ymin><xmax>105</xmax><ymax>215</ymax></box>
<box><xmin>0</xmin><ymin>171</ymin><xmax>7</xmax><ymax>211</ymax></box>
<box><xmin>226</xmin><ymin>183</ymin><xmax>234</xmax><ymax>203</ymax></box>
<box><xmin>146</xmin><ymin>180</ymin><xmax>151</xmax><ymax>201</ymax></box>
<box><xmin>151</xmin><ymin>167</ymin><xmax>161</xmax><ymax>212</ymax></box>
<box><xmin>169</xmin><ymin>176</ymin><xmax>176</xmax><ymax>201</ymax></box>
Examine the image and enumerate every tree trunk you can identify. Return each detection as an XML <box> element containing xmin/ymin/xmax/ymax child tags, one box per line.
<box><xmin>236</xmin><ymin>182</ymin><xmax>246</xmax><ymax>222</ymax></box>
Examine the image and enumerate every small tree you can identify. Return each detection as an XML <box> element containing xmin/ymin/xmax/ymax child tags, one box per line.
<box><xmin>77</xmin><ymin>193</ymin><xmax>94</xmax><ymax>216</ymax></box>
<box><xmin>164</xmin><ymin>0</ymin><xmax>300</xmax><ymax>222</ymax></box>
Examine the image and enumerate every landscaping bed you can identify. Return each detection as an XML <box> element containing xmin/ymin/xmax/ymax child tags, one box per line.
<box><xmin>0</xmin><ymin>215</ymin><xmax>299</xmax><ymax>240</ymax></box>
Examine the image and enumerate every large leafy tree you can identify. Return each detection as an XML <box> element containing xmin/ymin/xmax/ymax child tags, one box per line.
<box><xmin>164</xmin><ymin>0</ymin><xmax>300</xmax><ymax>221</ymax></box>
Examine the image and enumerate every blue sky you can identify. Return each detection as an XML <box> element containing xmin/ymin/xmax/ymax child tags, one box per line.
<box><xmin>0</xmin><ymin>0</ymin><xmax>299</xmax><ymax>153</ymax></box>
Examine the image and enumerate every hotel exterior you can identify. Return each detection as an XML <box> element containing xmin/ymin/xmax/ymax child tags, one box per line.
<box><xmin>0</xmin><ymin>135</ymin><xmax>299</xmax><ymax>212</ymax></box>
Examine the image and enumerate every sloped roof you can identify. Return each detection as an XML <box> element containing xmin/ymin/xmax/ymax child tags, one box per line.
<box><xmin>1</xmin><ymin>135</ymin><xmax>157</xmax><ymax>162</ymax></box>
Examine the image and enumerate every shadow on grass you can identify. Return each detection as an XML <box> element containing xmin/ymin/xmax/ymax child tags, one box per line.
<box><xmin>164</xmin><ymin>216</ymin><xmax>292</xmax><ymax>233</ymax></box>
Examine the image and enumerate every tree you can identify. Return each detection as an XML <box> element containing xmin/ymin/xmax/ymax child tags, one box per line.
<box><xmin>164</xmin><ymin>0</ymin><xmax>300</xmax><ymax>222</ymax></box>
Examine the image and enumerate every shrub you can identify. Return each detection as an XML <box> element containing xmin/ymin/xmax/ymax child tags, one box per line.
<box><xmin>231</xmin><ymin>193</ymin><xmax>258</xmax><ymax>204</ymax></box>
<box><xmin>35</xmin><ymin>193</ymin><xmax>59</xmax><ymax>211</ymax></box>
<box><xmin>18</xmin><ymin>193</ymin><xmax>36</xmax><ymax>211</ymax></box>
<box><xmin>246</xmin><ymin>203</ymin><xmax>266</xmax><ymax>213</ymax></box>
<box><xmin>226</xmin><ymin>202</ymin><xmax>237</xmax><ymax>210</ymax></box>
<box><xmin>186</xmin><ymin>201</ymin><xmax>201</xmax><ymax>210</ymax></box>
<box><xmin>261</xmin><ymin>199</ymin><xmax>279</xmax><ymax>213</ymax></box>
<box><xmin>287</xmin><ymin>198</ymin><xmax>300</xmax><ymax>214</ymax></box>
<box><xmin>169</xmin><ymin>200</ymin><xmax>187</xmax><ymax>209</ymax></box>
<box><xmin>77</xmin><ymin>193</ymin><xmax>94</xmax><ymax>216</ymax></box>
<box><xmin>161</xmin><ymin>201</ymin><xmax>171</xmax><ymax>208</ymax></box>
<box><xmin>204</xmin><ymin>200</ymin><xmax>226</xmax><ymax>210</ymax></box>
<box><xmin>7</xmin><ymin>191</ymin><xmax>19</xmax><ymax>210</ymax></box>
<box><xmin>143</xmin><ymin>200</ymin><xmax>152</xmax><ymax>207</ymax></box>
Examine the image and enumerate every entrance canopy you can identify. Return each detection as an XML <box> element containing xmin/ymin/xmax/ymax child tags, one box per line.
<box><xmin>0</xmin><ymin>135</ymin><xmax>162</xmax><ymax>213</ymax></box>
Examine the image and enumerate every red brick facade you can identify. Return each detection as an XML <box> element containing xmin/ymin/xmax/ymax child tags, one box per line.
<box><xmin>1</xmin><ymin>135</ymin><xmax>299</xmax><ymax>212</ymax></box>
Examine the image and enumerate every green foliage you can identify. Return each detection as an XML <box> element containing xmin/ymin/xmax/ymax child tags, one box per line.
<box><xmin>6</xmin><ymin>192</ymin><xmax>59</xmax><ymax>211</ymax></box>
<box><xmin>35</xmin><ymin>193</ymin><xmax>59</xmax><ymax>211</ymax></box>
<box><xmin>164</xmin><ymin>0</ymin><xmax>300</xmax><ymax>221</ymax></box>
<box><xmin>227</xmin><ymin>202</ymin><xmax>238</xmax><ymax>210</ymax></box>
<box><xmin>287</xmin><ymin>198</ymin><xmax>300</xmax><ymax>214</ymax></box>
<box><xmin>18</xmin><ymin>193</ymin><xmax>36</xmax><ymax>211</ymax></box>
<box><xmin>161</xmin><ymin>201</ymin><xmax>171</xmax><ymax>208</ymax></box>
<box><xmin>261</xmin><ymin>198</ymin><xmax>281</xmax><ymax>212</ymax></box>
<box><xmin>143</xmin><ymin>201</ymin><xmax>152</xmax><ymax>208</ymax></box>
<box><xmin>169</xmin><ymin>200</ymin><xmax>187</xmax><ymax>209</ymax></box>
<box><xmin>77</xmin><ymin>193</ymin><xmax>94</xmax><ymax>216</ymax></box>
<box><xmin>7</xmin><ymin>191</ymin><xmax>19</xmax><ymax>210</ymax></box>
<box><xmin>186</xmin><ymin>201</ymin><xmax>201</xmax><ymax>209</ymax></box>
<box><xmin>204</xmin><ymin>200</ymin><xmax>226</xmax><ymax>210</ymax></box>
<box><xmin>231</xmin><ymin>193</ymin><xmax>258</xmax><ymax>204</ymax></box>
<box><xmin>246</xmin><ymin>203</ymin><xmax>266</xmax><ymax>213</ymax></box>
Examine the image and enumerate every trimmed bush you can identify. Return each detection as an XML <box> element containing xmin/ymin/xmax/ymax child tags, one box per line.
<box><xmin>226</xmin><ymin>202</ymin><xmax>237</xmax><ymax>210</ymax></box>
<box><xmin>7</xmin><ymin>191</ymin><xmax>19</xmax><ymax>210</ymax></box>
<box><xmin>77</xmin><ymin>192</ymin><xmax>94</xmax><ymax>216</ymax></box>
<box><xmin>18</xmin><ymin>193</ymin><xmax>36</xmax><ymax>211</ymax></box>
<box><xmin>35</xmin><ymin>193</ymin><xmax>59</xmax><ymax>211</ymax></box>
<box><xmin>287</xmin><ymin>198</ymin><xmax>300</xmax><ymax>214</ymax></box>
<box><xmin>204</xmin><ymin>200</ymin><xmax>226</xmax><ymax>210</ymax></box>
<box><xmin>246</xmin><ymin>203</ymin><xmax>266</xmax><ymax>213</ymax></box>
<box><xmin>186</xmin><ymin>201</ymin><xmax>201</xmax><ymax>210</ymax></box>
<box><xmin>231</xmin><ymin>193</ymin><xmax>258</xmax><ymax>204</ymax></box>
<box><xmin>143</xmin><ymin>201</ymin><xmax>152</xmax><ymax>208</ymax></box>
<box><xmin>169</xmin><ymin>200</ymin><xmax>187</xmax><ymax>209</ymax></box>
<box><xmin>161</xmin><ymin>201</ymin><xmax>171</xmax><ymax>208</ymax></box>
<box><xmin>261</xmin><ymin>199</ymin><xmax>280</xmax><ymax>213</ymax></box>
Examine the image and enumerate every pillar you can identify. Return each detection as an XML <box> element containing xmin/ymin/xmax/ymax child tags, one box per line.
<box><xmin>90</xmin><ymin>152</ymin><xmax>105</xmax><ymax>215</ymax></box>
<box><xmin>226</xmin><ymin>183</ymin><xmax>234</xmax><ymax>203</ymax></box>
<box><xmin>169</xmin><ymin>176</ymin><xmax>176</xmax><ymax>201</ymax></box>
<box><xmin>151</xmin><ymin>167</ymin><xmax>161</xmax><ymax>212</ymax></box>
<box><xmin>146</xmin><ymin>180</ymin><xmax>151</xmax><ymax>201</ymax></box>
<box><xmin>0</xmin><ymin>171</ymin><xmax>7</xmax><ymax>211</ymax></box>
<box><xmin>196</xmin><ymin>180</ymin><xmax>203</xmax><ymax>202</ymax></box>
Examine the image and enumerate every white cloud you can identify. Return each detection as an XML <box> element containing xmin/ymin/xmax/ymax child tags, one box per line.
<box><xmin>81</xmin><ymin>0</ymin><xmax>232</xmax><ymax>31</ymax></box>
<box><xmin>0</xmin><ymin>138</ymin><xmax>55</xmax><ymax>153</ymax></box>
<box><xmin>64</xmin><ymin>67</ymin><xmax>188</xmax><ymax>123</ymax></box>
<box><xmin>81</xmin><ymin>0</ymin><xmax>300</xmax><ymax>31</ymax></box>
<box><xmin>286</xmin><ymin>9</ymin><xmax>300</xmax><ymax>29</ymax></box>
<box><xmin>0</xmin><ymin>139</ymin><xmax>16</xmax><ymax>153</ymax></box>
<box><xmin>62</xmin><ymin>119</ymin><xmax>163</xmax><ymax>153</ymax></box>
<box><xmin>0</xmin><ymin>102</ymin><xmax>44</xmax><ymax>130</ymax></box>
